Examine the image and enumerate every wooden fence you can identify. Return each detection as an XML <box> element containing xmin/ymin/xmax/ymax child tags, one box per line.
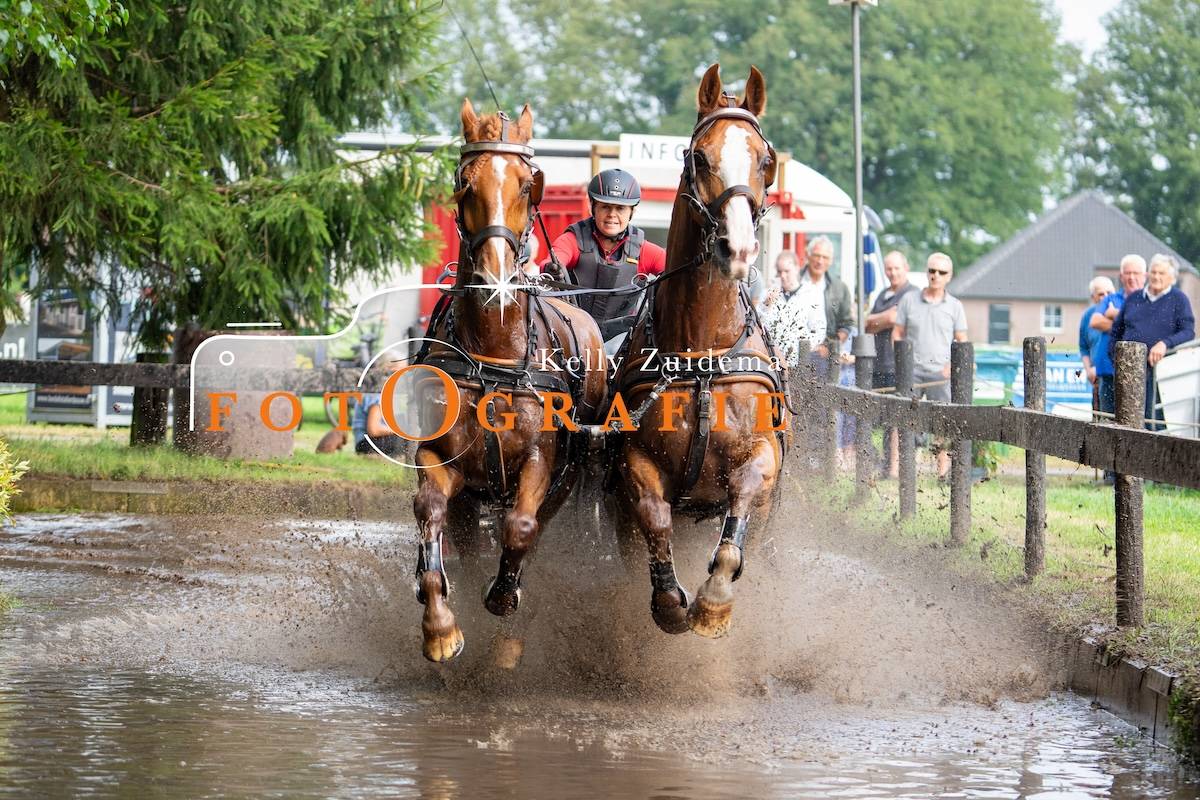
<box><xmin>3</xmin><ymin>340</ymin><xmax>1198</xmax><ymax>627</ymax></box>
<box><xmin>789</xmin><ymin>336</ymin><xmax>1200</xmax><ymax>628</ymax></box>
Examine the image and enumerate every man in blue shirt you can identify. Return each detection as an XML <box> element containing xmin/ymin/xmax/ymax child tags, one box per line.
<box><xmin>1110</xmin><ymin>254</ymin><xmax>1197</xmax><ymax>430</ymax></box>
<box><xmin>1090</xmin><ymin>254</ymin><xmax>1146</xmax><ymax>421</ymax></box>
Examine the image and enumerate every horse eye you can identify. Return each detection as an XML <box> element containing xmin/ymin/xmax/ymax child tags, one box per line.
<box><xmin>692</xmin><ymin>151</ymin><xmax>709</xmax><ymax>170</ymax></box>
<box><xmin>759</xmin><ymin>154</ymin><xmax>773</xmax><ymax>170</ymax></box>
<box><xmin>520</xmin><ymin>181</ymin><xmax>532</xmax><ymax>196</ymax></box>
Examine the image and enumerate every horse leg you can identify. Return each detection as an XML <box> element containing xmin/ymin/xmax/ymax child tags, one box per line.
<box><xmin>413</xmin><ymin>448</ymin><xmax>466</xmax><ymax>662</ymax></box>
<box><xmin>627</xmin><ymin>449</ymin><xmax>689</xmax><ymax>634</ymax></box>
<box><xmin>687</xmin><ymin>438</ymin><xmax>779</xmax><ymax>639</ymax></box>
<box><xmin>484</xmin><ymin>452</ymin><xmax>551</xmax><ymax>617</ymax></box>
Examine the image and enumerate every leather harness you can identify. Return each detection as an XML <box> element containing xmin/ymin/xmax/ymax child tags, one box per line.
<box><xmin>611</xmin><ymin>100</ymin><xmax>791</xmax><ymax>503</ymax></box>
<box><xmin>415</xmin><ymin>120</ymin><xmax>590</xmax><ymax>510</ymax></box>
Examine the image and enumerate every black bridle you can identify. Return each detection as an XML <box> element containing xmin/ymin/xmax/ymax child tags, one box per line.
<box><xmin>680</xmin><ymin>103</ymin><xmax>777</xmax><ymax>259</ymax></box>
<box><xmin>453</xmin><ymin>112</ymin><xmax>545</xmax><ymax>276</ymax></box>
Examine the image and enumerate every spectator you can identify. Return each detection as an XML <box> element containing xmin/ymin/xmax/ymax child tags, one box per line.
<box><xmin>864</xmin><ymin>250</ymin><xmax>918</xmax><ymax>477</ymax></box>
<box><xmin>353</xmin><ymin>358</ymin><xmax>407</xmax><ymax>456</ymax></box>
<box><xmin>1079</xmin><ymin>276</ymin><xmax>1116</xmax><ymax>413</ymax></box>
<box><xmin>1090</xmin><ymin>255</ymin><xmax>1146</xmax><ymax>424</ymax></box>
<box><xmin>1110</xmin><ymin>253</ymin><xmax>1196</xmax><ymax>430</ymax></box>
<box><xmin>892</xmin><ymin>252</ymin><xmax>969</xmax><ymax>479</ymax></box>
<box><xmin>798</xmin><ymin>235</ymin><xmax>854</xmax><ymax>363</ymax></box>
<box><xmin>760</xmin><ymin>250</ymin><xmax>825</xmax><ymax>367</ymax></box>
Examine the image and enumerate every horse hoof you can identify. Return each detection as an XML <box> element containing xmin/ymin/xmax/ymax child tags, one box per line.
<box><xmin>484</xmin><ymin>579</ymin><xmax>521</xmax><ymax>617</ymax></box>
<box><xmin>651</xmin><ymin>587</ymin><xmax>691</xmax><ymax>635</ymax></box>
<box><xmin>422</xmin><ymin>624</ymin><xmax>465</xmax><ymax>663</ymax></box>
<box><xmin>686</xmin><ymin>596</ymin><xmax>733</xmax><ymax>639</ymax></box>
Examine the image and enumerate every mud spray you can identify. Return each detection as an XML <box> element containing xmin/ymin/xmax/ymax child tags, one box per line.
<box><xmin>2</xmin><ymin>468</ymin><xmax>1066</xmax><ymax>758</ymax></box>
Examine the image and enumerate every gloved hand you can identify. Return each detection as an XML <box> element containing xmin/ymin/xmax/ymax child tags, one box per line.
<box><xmin>544</xmin><ymin>260</ymin><xmax>570</xmax><ymax>284</ymax></box>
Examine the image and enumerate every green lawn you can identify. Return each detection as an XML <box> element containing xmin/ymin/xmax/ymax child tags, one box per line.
<box><xmin>822</xmin><ymin>468</ymin><xmax>1200</xmax><ymax>670</ymax></box>
<box><xmin>0</xmin><ymin>392</ymin><xmax>408</xmax><ymax>487</ymax></box>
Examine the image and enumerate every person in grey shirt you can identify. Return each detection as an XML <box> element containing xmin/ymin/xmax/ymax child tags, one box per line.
<box><xmin>893</xmin><ymin>252</ymin><xmax>969</xmax><ymax>479</ymax></box>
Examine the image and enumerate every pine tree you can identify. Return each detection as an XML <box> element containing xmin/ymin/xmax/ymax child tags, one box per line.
<box><xmin>0</xmin><ymin>0</ymin><xmax>450</xmax><ymax>348</ymax></box>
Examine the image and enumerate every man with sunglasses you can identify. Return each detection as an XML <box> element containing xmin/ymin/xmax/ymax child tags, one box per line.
<box><xmin>893</xmin><ymin>252</ymin><xmax>969</xmax><ymax>479</ymax></box>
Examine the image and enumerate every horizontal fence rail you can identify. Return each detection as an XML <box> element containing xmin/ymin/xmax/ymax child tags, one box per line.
<box><xmin>793</xmin><ymin>382</ymin><xmax>1200</xmax><ymax>490</ymax></box>
<box><xmin>0</xmin><ymin>360</ymin><xmax>385</xmax><ymax>393</ymax></box>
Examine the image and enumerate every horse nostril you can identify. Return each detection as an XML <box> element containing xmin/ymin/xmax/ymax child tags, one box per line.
<box><xmin>715</xmin><ymin>237</ymin><xmax>733</xmax><ymax>261</ymax></box>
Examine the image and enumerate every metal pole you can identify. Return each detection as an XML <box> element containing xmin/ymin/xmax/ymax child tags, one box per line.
<box><xmin>852</xmin><ymin>1</ymin><xmax>865</xmax><ymax>330</ymax></box>
<box><xmin>1023</xmin><ymin>337</ymin><xmax>1046</xmax><ymax>578</ymax></box>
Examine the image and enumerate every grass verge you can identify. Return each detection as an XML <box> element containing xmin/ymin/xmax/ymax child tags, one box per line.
<box><xmin>0</xmin><ymin>393</ymin><xmax>408</xmax><ymax>488</ymax></box>
<box><xmin>815</xmin><ymin>465</ymin><xmax>1200</xmax><ymax>755</ymax></box>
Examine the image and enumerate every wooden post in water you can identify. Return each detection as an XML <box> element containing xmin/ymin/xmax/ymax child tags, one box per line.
<box><xmin>824</xmin><ymin>348</ymin><xmax>839</xmax><ymax>481</ymax></box>
<box><xmin>853</xmin><ymin>335</ymin><xmax>875</xmax><ymax>501</ymax></box>
<box><xmin>949</xmin><ymin>341</ymin><xmax>974</xmax><ymax>546</ymax></box>
<box><xmin>130</xmin><ymin>353</ymin><xmax>170</xmax><ymax>447</ymax></box>
<box><xmin>895</xmin><ymin>340</ymin><xmax>916</xmax><ymax>519</ymax></box>
<box><xmin>1023</xmin><ymin>337</ymin><xmax>1046</xmax><ymax>578</ymax></box>
<box><xmin>1114</xmin><ymin>341</ymin><xmax>1146</xmax><ymax>628</ymax></box>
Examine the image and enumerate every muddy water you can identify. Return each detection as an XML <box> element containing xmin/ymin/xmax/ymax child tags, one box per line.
<box><xmin>0</xmin><ymin>511</ymin><xmax>1195</xmax><ymax>799</ymax></box>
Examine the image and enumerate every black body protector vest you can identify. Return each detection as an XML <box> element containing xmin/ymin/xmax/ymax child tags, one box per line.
<box><xmin>568</xmin><ymin>218</ymin><xmax>645</xmax><ymax>326</ymax></box>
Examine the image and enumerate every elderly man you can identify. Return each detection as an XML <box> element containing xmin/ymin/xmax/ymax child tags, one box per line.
<box><xmin>1111</xmin><ymin>253</ymin><xmax>1196</xmax><ymax>430</ymax></box>
<box><xmin>893</xmin><ymin>252</ymin><xmax>969</xmax><ymax>479</ymax></box>
<box><xmin>1090</xmin><ymin>255</ymin><xmax>1146</xmax><ymax>422</ymax></box>
<box><xmin>797</xmin><ymin>236</ymin><xmax>854</xmax><ymax>362</ymax></box>
<box><xmin>761</xmin><ymin>250</ymin><xmax>826</xmax><ymax>366</ymax></box>
<box><xmin>865</xmin><ymin>250</ymin><xmax>918</xmax><ymax>477</ymax></box>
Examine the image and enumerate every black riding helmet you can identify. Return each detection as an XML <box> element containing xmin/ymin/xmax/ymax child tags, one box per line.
<box><xmin>587</xmin><ymin>168</ymin><xmax>641</xmax><ymax>207</ymax></box>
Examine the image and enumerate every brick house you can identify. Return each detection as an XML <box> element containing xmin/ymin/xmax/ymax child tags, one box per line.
<box><xmin>949</xmin><ymin>191</ymin><xmax>1200</xmax><ymax>347</ymax></box>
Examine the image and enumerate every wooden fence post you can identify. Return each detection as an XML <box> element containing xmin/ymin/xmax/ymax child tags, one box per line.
<box><xmin>949</xmin><ymin>341</ymin><xmax>974</xmax><ymax>546</ymax></box>
<box><xmin>130</xmin><ymin>353</ymin><xmax>170</xmax><ymax>447</ymax></box>
<box><xmin>792</xmin><ymin>339</ymin><xmax>811</xmax><ymax>470</ymax></box>
<box><xmin>853</xmin><ymin>334</ymin><xmax>876</xmax><ymax>501</ymax></box>
<box><xmin>824</xmin><ymin>347</ymin><xmax>839</xmax><ymax>481</ymax></box>
<box><xmin>895</xmin><ymin>340</ymin><xmax>916</xmax><ymax>519</ymax></box>
<box><xmin>1114</xmin><ymin>340</ymin><xmax>1146</xmax><ymax>628</ymax></box>
<box><xmin>1023</xmin><ymin>337</ymin><xmax>1046</xmax><ymax>578</ymax></box>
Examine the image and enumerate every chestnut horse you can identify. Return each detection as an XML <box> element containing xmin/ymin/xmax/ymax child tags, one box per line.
<box><xmin>611</xmin><ymin>64</ymin><xmax>788</xmax><ymax>638</ymax></box>
<box><xmin>411</xmin><ymin>100</ymin><xmax>607</xmax><ymax>662</ymax></box>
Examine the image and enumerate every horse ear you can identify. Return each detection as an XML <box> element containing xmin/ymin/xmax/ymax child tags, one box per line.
<box><xmin>697</xmin><ymin>63</ymin><xmax>723</xmax><ymax>115</ymax></box>
<box><xmin>460</xmin><ymin>97</ymin><xmax>479</xmax><ymax>141</ymax></box>
<box><xmin>742</xmin><ymin>66</ymin><xmax>766</xmax><ymax>117</ymax></box>
<box><xmin>516</xmin><ymin>103</ymin><xmax>534</xmax><ymax>143</ymax></box>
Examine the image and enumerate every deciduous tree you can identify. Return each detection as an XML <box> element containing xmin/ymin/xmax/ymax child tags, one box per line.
<box><xmin>1075</xmin><ymin>0</ymin><xmax>1200</xmax><ymax>261</ymax></box>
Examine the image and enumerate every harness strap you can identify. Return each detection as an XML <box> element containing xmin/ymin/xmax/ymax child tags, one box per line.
<box><xmin>681</xmin><ymin>374</ymin><xmax>714</xmax><ymax>496</ymax></box>
<box><xmin>482</xmin><ymin>382</ymin><xmax>507</xmax><ymax>505</ymax></box>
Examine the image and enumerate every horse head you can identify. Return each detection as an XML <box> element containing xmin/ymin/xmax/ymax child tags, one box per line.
<box><xmin>683</xmin><ymin>64</ymin><xmax>777</xmax><ymax>280</ymax></box>
<box><xmin>454</xmin><ymin>99</ymin><xmax>544</xmax><ymax>305</ymax></box>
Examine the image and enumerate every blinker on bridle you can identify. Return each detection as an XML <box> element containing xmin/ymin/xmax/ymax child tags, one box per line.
<box><xmin>454</xmin><ymin>111</ymin><xmax>545</xmax><ymax>268</ymax></box>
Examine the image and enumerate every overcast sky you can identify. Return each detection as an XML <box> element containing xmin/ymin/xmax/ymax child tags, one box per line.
<box><xmin>1053</xmin><ymin>0</ymin><xmax>1122</xmax><ymax>57</ymax></box>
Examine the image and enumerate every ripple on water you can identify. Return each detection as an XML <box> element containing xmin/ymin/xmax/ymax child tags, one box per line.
<box><xmin>0</xmin><ymin>512</ymin><xmax>1195</xmax><ymax>798</ymax></box>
